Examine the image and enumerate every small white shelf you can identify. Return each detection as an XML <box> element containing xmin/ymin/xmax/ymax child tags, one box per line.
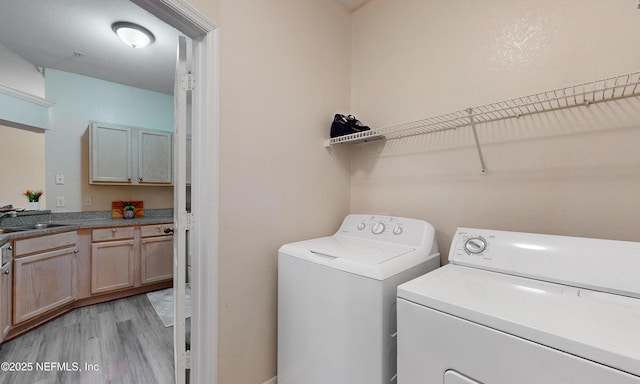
<box><xmin>324</xmin><ymin>71</ymin><xmax>640</xmax><ymax>148</ymax></box>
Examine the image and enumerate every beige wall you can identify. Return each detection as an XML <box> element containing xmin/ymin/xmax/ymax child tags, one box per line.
<box><xmin>0</xmin><ymin>125</ymin><xmax>46</xmax><ymax>209</ymax></box>
<box><xmin>214</xmin><ymin>0</ymin><xmax>352</xmax><ymax>383</ymax></box>
<box><xmin>351</xmin><ymin>0</ymin><xmax>640</xmax><ymax>261</ymax></box>
<box><xmin>183</xmin><ymin>1</ymin><xmax>640</xmax><ymax>383</ymax></box>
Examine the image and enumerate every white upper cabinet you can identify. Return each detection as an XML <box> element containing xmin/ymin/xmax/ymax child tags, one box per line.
<box><xmin>89</xmin><ymin>121</ymin><xmax>172</xmax><ymax>186</ymax></box>
<box><xmin>138</xmin><ymin>129</ymin><xmax>173</xmax><ymax>184</ymax></box>
<box><xmin>90</xmin><ymin>122</ymin><xmax>132</xmax><ymax>183</ymax></box>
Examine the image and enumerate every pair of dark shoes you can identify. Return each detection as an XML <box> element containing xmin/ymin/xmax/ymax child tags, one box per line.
<box><xmin>330</xmin><ymin>114</ymin><xmax>370</xmax><ymax>138</ymax></box>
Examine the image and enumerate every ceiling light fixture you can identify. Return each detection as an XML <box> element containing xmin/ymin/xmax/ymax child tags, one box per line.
<box><xmin>111</xmin><ymin>21</ymin><xmax>155</xmax><ymax>49</ymax></box>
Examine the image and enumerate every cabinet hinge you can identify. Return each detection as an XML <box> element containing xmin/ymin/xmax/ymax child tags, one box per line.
<box><xmin>180</xmin><ymin>72</ymin><xmax>195</xmax><ymax>91</ymax></box>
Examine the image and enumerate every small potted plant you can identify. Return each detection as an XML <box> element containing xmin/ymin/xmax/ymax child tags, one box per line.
<box><xmin>23</xmin><ymin>189</ymin><xmax>43</xmax><ymax>211</ymax></box>
<box><xmin>121</xmin><ymin>200</ymin><xmax>137</xmax><ymax>219</ymax></box>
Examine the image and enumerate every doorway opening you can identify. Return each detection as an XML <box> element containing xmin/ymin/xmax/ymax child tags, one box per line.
<box><xmin>132</xmin><ymin>2</ymin><xmax>219</xmax><ymax>383</ymax></box>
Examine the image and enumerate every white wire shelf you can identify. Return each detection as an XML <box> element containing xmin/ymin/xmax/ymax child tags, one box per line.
<box><xmin>324</xmin><ymin>71</ymin><xmax>640</xmax><ymax>148</ymax></box>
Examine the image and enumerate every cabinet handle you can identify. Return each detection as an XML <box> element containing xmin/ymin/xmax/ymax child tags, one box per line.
<box><xmin>112</xmin><ymin>229</ymin><xmax>117</xmax><ymax>233</ymax></box>
<box><xmin>129</xmin><ymin>242</ymin><xmax>134</xmax><ymax>246</ymax></box>
<box><xmin>139</xmin><ymin>177</ymin><xmax>143</xmax><ymax>181</ymax></box>
<box><xmin>3</xmin><ymin>269</ymin><xmax>9</xmax><ymax>275</ymax></box>
<box><xmin>74</xmin><ymin>249</ymin><xmax>79</xmax><ymax>253</ymax></box>
<box><xmin>142</xmin><ymin>240</ymin><xmax>146</xmax><ymax>244</ymax></box>
<box><xmin>164</xmin><ymin>227</ymin><xmax>174</xmax><ymax>234</ymax></box>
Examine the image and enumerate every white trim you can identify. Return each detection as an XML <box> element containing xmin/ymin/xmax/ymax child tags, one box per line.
<box><xmin>173</xmin><ymin>35</ymin><xmax>189</xmax><ymax>384</ymax></box>
<box><xmin>189</xmin><ymin>27</ymin><xmax>219</xmax><ymax>384</ymax></box>
<box><xmin>133</xmin><ymin>1</ymin><xmax>219</xmax><ymax>384</ymax></box>
<box><xmin>262</xmin><ymin>377</ymin><xmax>277</xmax><ymax>384</ymax></box>
<box><xmin>0</xmin><ymin>83</ymin><xmax>55</xmax><ymax>107</ymax></box>
<box><xmin>132</xmin><ymin>0</ymin><xmax>216</xmax><ymax>38</ymax></box>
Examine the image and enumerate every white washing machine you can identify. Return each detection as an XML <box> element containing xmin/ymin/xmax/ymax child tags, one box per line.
<box><xmin>397</xmin><ymin>227</ymin><xmax>640</xmax><ymax>384</ymax></box>
<box><xmin>278</xmin><ymin>214</ymin><xmax>440</xmax><ymax>384</ymax></box>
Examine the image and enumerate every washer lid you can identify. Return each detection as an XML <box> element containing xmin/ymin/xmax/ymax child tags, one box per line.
<box><xmin>299</xmin><ymin>235</ymin><xmax>414</xmax><ymax>264</ymax></box>
<box><xmin>398</xmin><ymin>264</ymin><xmax>640</xmax><ymax>377</ymax></box>
<box><xmin>279</xmin><ymin>235</ymin><xmax>434</xmax><ymax>280</ymax></box>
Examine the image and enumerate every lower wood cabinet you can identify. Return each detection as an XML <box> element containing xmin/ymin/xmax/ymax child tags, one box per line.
<box><xmin>90</xmin><ymin>224</ymin><xmax>173</xmax><ymax>295</ymax></box>
<box><xmin>91</xmin><ymin>239</ymin><xmax>136</xmax><ymax>294</ymax></box>
<box><xmin>140</xmin><ymin>235</ymin><xmax>173</xmax><ymax>285</ymax></box>
<box><xmin>4</xmin><ymin>223</ymin><xmax>173</xmax><ymax>342</ymax></box>
<box><xmin>90</xmin><ymin>226</ymin><xmax>135</xmax><ymax>295</ymax></box>
<box><xmin>13</xmin><ymin>232</ymin><xmax>78</xmax><ymax>324</ymax></box>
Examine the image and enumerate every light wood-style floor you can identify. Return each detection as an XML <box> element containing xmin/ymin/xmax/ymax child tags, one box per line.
<box><xmin>0</xmin><ymin>294</ymin><xmax>174</xmax><ymax>384</ymax></box>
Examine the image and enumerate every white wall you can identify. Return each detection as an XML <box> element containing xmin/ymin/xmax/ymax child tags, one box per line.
<box><xmin>350</xmin><ymin>0</ymin><xmax>640</xmax><ymax>260</ymax></box>
<box><xmin>0</xmin><ymin>42</ymin><xmax>44</xmax><ymax>96</ymax></box>
<box><xmin>44</xmin><ymin>69</ymin><xmax>174</xmax><ymax>212</ymax></box>
<box><xmin>0</xmin><ymin>44</ymin><xmax>175</xmax><ymax>213</ymax></box>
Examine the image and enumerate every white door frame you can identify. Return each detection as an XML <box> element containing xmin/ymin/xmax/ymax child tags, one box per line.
<box><xmin>131</xmin><ymin>1</ymin><xmax>219</xmax><ymax>384</ymax></box>
<box><xmin>174</xmin><ymin>34</ymin><xmax>188</xmax><ymax>384</ymax></box>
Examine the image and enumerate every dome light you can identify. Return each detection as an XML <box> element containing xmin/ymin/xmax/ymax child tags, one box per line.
<box><xmin>112</xmin><ymin>22</ymin><xmax>155</xmax><ymax>49</ymax></box>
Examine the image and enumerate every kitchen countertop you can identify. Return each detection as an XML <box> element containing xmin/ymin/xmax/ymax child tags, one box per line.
<box><xmin>0</xmin><ymin>215</ymin><xmax>173</xmax><ymax>243</ymax></box>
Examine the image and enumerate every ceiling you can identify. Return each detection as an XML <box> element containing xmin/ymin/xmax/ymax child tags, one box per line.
<box><xmin>0</xmin><ymin>0</ymin><xmax>369</xmax><ymax>96</ymax></box>
<box><xmin>0</xmin><ymin>0</ymin><xmax>181</xmax><ymax>95</ymax></box>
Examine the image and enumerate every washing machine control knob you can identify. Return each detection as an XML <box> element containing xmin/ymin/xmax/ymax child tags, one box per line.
<box><xmin>357</xmin><ymin>222</ymin><xmax>366</xmax><ymax>230</ymax></box>
<box><xmin>464</xmin><ymin>237</ymin><xmax>487</xmax><ymax>254</ymax></box>
<box><xmin>371</xmin><ymin>222</ymin><xmax>386</xmax><ymax>235</ymax></box>
<box><xmin>393</xmin><ymin>226</ymin><xmax>403</xmax><ymax>235</ymax></box>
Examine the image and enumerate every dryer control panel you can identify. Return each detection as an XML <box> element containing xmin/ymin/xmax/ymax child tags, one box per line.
<box><xmin>337</xmin><ymin>214</ymin><xmax>435</xmax><ymax>248</ymax></box>
<box><xmin>449</xmin><ymin>227</ymin><xmax>640</xmax><ymax>299</ymax></box>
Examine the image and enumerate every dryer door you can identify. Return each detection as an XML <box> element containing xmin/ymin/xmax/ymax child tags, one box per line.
<box><xmin>445</xmin><ymin>370</ymin><xmax>483</xmax><ymax>384</ymax></box>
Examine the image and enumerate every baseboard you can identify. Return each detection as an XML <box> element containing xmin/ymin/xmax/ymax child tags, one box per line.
<box><xmin>262</xmin><ymin>376</ymin><xmax>277</xmax><ymax>384</ymax></box>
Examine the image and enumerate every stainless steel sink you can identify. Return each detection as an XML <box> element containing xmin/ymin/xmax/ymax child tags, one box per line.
<box><xmin>1</xmin><ymin>223</ymin><xmax>71</xmax><ymax>232</ymax></box>
<box><xmin>13</xmin><ymin>223</ymin><xmax>70</xmax><ymax>230</ymax></box>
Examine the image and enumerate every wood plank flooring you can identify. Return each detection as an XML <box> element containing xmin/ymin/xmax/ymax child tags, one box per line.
<box><xmin>0</xmin><ymin>294</ymin><xmax>174</xmax><ymax>384</ymax></box>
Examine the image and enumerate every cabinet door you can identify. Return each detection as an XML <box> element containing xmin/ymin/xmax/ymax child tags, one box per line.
<box><xmin>90</xmin><ymin>122</ymin><xmax>132</xmax><ymax>184</ymax></box>
<box><xmin>140</xmin><ymin>235</ymin><xmax>173</xmax><ymax>285</ymax></box>
<box><xmin>14</xmin><ymin>247</ymin><xmax>78</xmax><ymax>324</ymax></box>
<box><xmin>138</xmin><ymin>129</ymin><xmax>172</xmax><ymax>184</ymax></box>
<box><xmin>91</xmin><ymin>239</ymin><xmax>135</xmax><ymax>294</ymax></box>
<box><xmin>1</xmin><ymin>261</ymin><xmax>11</xmax><ymax>340</ymax></box>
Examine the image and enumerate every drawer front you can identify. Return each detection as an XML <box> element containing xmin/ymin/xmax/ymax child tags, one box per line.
<box><xmin>140</xmin><ymin>223</ymin><xmax>173</xmax><ymax>238</ymax></box>
<box><xmin>92</xmin><ymin>226</ymin><xmax>135</xmax><ymax>242</ymax></box>
<box><xmin>14</xmin><ymin>231</ymin><xmax>78</xmax><ymax>257</ymax></box>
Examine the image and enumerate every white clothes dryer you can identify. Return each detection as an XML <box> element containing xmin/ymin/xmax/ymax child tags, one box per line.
<box><xmin>278</xmin><ymin>214</ymin><xmax>440</xmax><ymax>384</ymax></box>
<box><xmin>397</xmin><ymin>227</ymin><xmax>640</xmax><ymax>384</ymax></box>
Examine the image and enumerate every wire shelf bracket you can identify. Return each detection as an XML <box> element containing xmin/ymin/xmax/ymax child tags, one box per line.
<box><xmin>467</xmin><ymin>108</ymin><xmax>487</xmax><ymax>174</ymax></box>
<box><xmin>324</xmin><ymin>71</ymin><xmax>640</xmax><ymax>174</ymax></box>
